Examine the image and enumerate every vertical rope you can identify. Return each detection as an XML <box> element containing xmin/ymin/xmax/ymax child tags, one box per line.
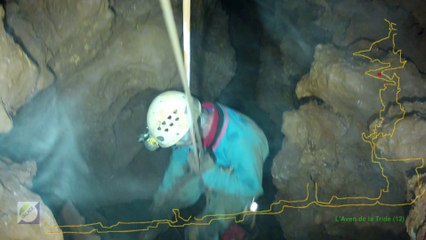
<box><xmin>183</xmin><ymin>0</ymin><xmax>191</xmax><ymax>86</ymax></box>
<box><xmin>160</xmin><ymin>0</ymin><xmax>203</xmax><ymax>174</ymax></box>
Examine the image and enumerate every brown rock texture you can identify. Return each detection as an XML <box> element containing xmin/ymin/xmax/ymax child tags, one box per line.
<box><xmin>272</xmin><ymin>43</ymin><xmax>426</xmax><ymax>239</ymax></box>
<box><xmin>0</xmin><ymin>0</ymin><xmax>234</xmax><ymax>212</ymax></box>
<box><xmin>198</xmin><ymin>2</ymin><xmax>236</xmax><ymax>100</ymax></box>
<box><xmin>375</xmin><ymin>103</ymin><xmax>426</xmax><ymax>161</ymax></box>
<box><xmin>296</xmin><ymin>45</ymin><xmax>383</xmax><ymax>122</ymax></box>
<box><xmin>313</xmin><ymin>0</ymin><xmax>426</xmax><ymax>73</ymax></box>
<box><xmin>6</xmin><ymin>0</ymin><xmax>114</xmax><ymax>80</ymax></box>
<box><xmin>0</xmin><ymin>158</ymin><xmax>63</xmax><ymax>240</ymax></box>
<box><xmin>0</xmin><ymin>5</ymin><xmax>44</xmax><ymax>133</ymax></box>
<box><xmin>375</xmin><ymin>101</ymin><xmax>426</xmax><ymax>240</ymax></box>
<box><xmin>273</xmin><ymin>101</ymin><xmax>406</xmax><ymax>239</ymax></box>
<box><xmin>296</xmin><ymin>45</ymin><xmax>426</xmax><ymax>124</ymax></box>
<box><xmin>0</xmin><ymin>0</ymin><xmax>180</xmax><ymax>211</ymax></box>
<box><xmin>406</xmin><ymin>174</ymin><xmax>426</xmax><ymax>240</ymax></box>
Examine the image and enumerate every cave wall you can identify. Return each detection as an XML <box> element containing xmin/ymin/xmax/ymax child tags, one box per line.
<box><xmin>1</xmin><ymin>0</ymin><xmax>174</xmax><ymax>209</ymax></box>
<box><xmin>1</xmin><ymin>0</ymin><xmax>426</xmax><ymax>239</ymax></box>
<box><xmin>0</xmin><ymin>158</ymin><xmax>63</xmax><ymax>240</ymax></box>
<box><xmin>272</xmin><ymin>44</ymin><xmax>426</xmax><ymax>239</ymax></box>
<box><xmin>0</xmin><ymin>0</ymin><xmax>232</xmax><ymax>238</ymax></box>
<box><xmin>0</xmin><ymin>0</ymin><xmax>232</xmax><ymax>212</ymax></box>
<box><xmin>0</xmin><ymin>5</ymin><xmax>47</xmax><ymax>133</ymax></box>
<box><xmin>269</xmin><ymin>0</ymin><xmax>426</xmax><ymax>239</ymax></box>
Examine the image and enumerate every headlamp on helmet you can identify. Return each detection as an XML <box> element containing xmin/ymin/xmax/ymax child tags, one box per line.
<box><xmin>138</xmin><ymin>128</ymin><xmax>160</xmax><ymax>151</ymax></box>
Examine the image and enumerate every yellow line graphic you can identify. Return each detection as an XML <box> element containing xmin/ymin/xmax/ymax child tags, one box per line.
<box><xmin>47</xmin><ymin>19</ymin><xmax>425</xmax><ymax>235</ymax></box>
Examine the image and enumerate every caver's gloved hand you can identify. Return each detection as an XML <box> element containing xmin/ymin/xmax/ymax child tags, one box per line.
<box><xmin>150</xmin><ymin>147</ymin><xmax>205</xmax><ymax>216</ymax></box>
<box><xmin>151</xmin><ymin>174</ymin><xmax>204</xmax><ymax>211</ymax></box>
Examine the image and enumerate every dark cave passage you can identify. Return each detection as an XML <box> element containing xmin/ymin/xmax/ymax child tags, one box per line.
<box><xmin>217</xmin><ymin>0</ymin><xmax>287</xmax><ymax>239</ymax></box>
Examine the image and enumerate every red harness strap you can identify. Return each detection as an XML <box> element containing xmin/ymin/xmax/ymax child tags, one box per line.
<box><xmin>201</xmin><ymin>102</ymin><xmax>230</xmax><ymax>152</ymax></box>
<box><xmin>201</xmin><ymin>102</ymin><xmax>219</xmax><ymax>148</ymax></box>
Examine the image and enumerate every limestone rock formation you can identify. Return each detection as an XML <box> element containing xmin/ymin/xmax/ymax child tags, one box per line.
<box><xmin>272</xmin><ymin>44</ymin><xmax>426</xmax><ymax>239</ymax></box>
<box><xmin>406</xmin><ymin>174</ymin><xmax>426</xmax><ymax>240</ymax></box>
<box><xmin>374</xmin><ymin>101</ymin><xmax>426</xmax><ymax>240</ymax></box>
<box><xmin>273</xmin><ymin>101</ymin><xmax>406</xmax><ymax>239</ymax></box>
<box><xmin>1</xmin><ymin>0</ymin><xmax>235</xmax><ymax>212</ymax></box>
<box><xmin>196</xmin><ymin>1</ymin><xmax>236</xmax><ymax>100</ymax></box>
<box><xmin>0</xmin><ymin>158</ymin><xmax>63</xmax><ymax>240</ymax></box>
<box><xmin>375</xmin><ymin>102</ymin><xmax>426</xmax><ymax>161</ymax></box>
<box><xmin>0</xmin><ymin>0</ymin><xmax>179</xmax><ymax>210</ymax></box>
<box><xmin>312</xmin><ymin>0</ymin><xmax>426</xmax><ymax>73</ymax></box>
<box><xmin>0</xmin><ymin>5</ymin><xmax>45</xmax><ymax>133</ymax></box>
<box><xmin>296</xmin><ymin>45</ymin><xmax>383</xmax><ymax>123</ymax></box>
<box><xmin>6</xmin><ymin>0</ymin><xmax>114</xmax><ymax>80</ymax></box>
<box><xmin>296</xmin><ymin>44</ymin><xmax>426</xmax><ymax>123</ymax></box>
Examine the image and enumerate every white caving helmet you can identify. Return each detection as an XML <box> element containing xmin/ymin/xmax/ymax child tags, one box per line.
<box><xmin>146</xmin><ymin>91</ymin><xmax>201</xmax><ymax>148</ymax></box>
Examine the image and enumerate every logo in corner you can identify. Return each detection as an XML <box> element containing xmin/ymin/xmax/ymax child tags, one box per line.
<box><xmin>17</xmin><ymin>201</ymin><xmax>40</xmax><ymax>224</ymax></box>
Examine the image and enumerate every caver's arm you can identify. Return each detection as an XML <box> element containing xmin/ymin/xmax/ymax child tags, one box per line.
<box><xmin>201</xmin><ymin>138</ymin><xmax>264</xmax><ymax>197</ymax></box>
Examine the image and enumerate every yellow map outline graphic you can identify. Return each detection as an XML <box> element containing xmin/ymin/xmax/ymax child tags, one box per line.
<box><xmin>47</xmin><ymin>19</ymin><xmax>425</xmax><ymax>235</ymax></box>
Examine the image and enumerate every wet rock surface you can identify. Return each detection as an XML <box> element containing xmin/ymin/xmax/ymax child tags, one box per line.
<box><xmin>0</xmin><ymin>158</ymin><xmax>63</xmax><ymax>240</ymax></box>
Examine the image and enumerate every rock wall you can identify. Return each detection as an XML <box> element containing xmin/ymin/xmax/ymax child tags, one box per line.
<box><xmin>316</xmin><ymin>0</ymin><xmax>426</xmax><ymax>73</ymax></box>
<box><xmin>406</xmin><ymin>174</ymin><xmax>426</xmax><ymax>240</ymax></box>
<box><xmin>272</xmin><ymin>43</ymin><xmax>426</xmax><ymax>239</ymax></box>
<box><xmin>0</xmin><ymin>5</ymin><xmax>48</xmax><ymax>133</ymax></box>
<box><xmin>257</xmin><ymin>0</ymin><xmax>426</xmax><ymax>126</ymax></box>
<box><xmin>375</xmin><ymin>102</ymin><xmax>426</xmax><ymax>160</ymax></box>
<box><xmin>6</xmin><ymin>0</ymin><xmax>113</xmax><ymax>80</ymax></box>
<box><xmin>262</xmin><ymin>0</ymin><xmax>426</xmax><ymax>238</ymax></box>
<box><xmin>2</xmin><ymin>0</ymin><xmax>424</xmax><ymax>239</ymax></box>
<box><xmin>195</xmin><ymin>1</ymin><xmax>236</xmax><ymax>101</ymax></box>
<box><xmin>377</xmin><ymin>102</ymin><xmax>426</xmax><ymax>240</ymax></box>
<box><xmin>1</xmin><ymin>0</ymin><xmax>179</xmax><ymax>209</ymax></box>
<box><xmin>0</xmin><ymin>158</ymin><xmax>63</xmax><ymax>240</ymax></box>
<box><xmin>0</xmin><ymin>0</ymin><xmax>234</xmax><ymax>211</ymax></box>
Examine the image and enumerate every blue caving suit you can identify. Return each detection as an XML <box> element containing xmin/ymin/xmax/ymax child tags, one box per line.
<box><xmin>152</xmin><ymin>103</ymin><xmax>269</xmax><ymax>240</ymax></box>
